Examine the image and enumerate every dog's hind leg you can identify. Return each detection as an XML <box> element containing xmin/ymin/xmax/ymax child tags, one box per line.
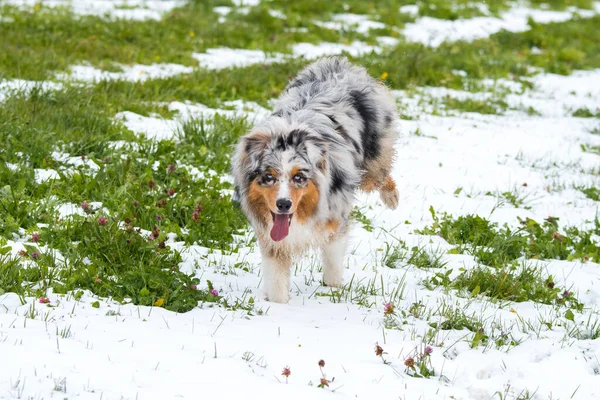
<box><xmin>359</xmin><ymin>127</ymin><xmax>399</xmax><ymax>209</ymax></box>
<box><xmin>261</xmin><ymin>247</ymin><xmax>291</xmax><ymax>303</ymax></box>
<box><xmin>321</xmin><ymin>234</ymin><xmax>347</xmax><ymax>288</ymax></box>
<box><xmin>379</xmin><ymin>175</ymin><xmax>399</xmax><ymax>209</ymax></box>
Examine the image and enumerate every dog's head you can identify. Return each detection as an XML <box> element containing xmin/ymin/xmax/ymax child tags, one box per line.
<box><xmin>232</xmin><ymin>126</ymin><xmax>328</xmax><ymax>242</ymax></box>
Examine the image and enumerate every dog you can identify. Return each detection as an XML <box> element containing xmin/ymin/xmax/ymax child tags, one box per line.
<box><xmin>232</xmin><ymin>56</ymin><xmax>399</xmax><ymax>303</ymax></box>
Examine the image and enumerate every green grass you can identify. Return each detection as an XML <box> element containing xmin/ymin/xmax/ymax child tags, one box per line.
<box><xmin>1</xmin><ymin>0</ymin><xmax>600</xmax><ymax>313</ymax></box>
<box><xmin>0</xmin><ymin>2</ymin><xmax>357</xmax><ymax>80</ymax></box>
<box><xmin>2</xmin><ymin>3</ymin><xmax>600</xmax><ymax>95</ymax></box>
<box><xmin>578</xmin><ymin>186</ymin><xmax>600</xmax><ymax>201</ymax></box>
<box><xmin>418</xmin><ymin>207</ymin><xmax>600</xmax><ymax>267</ymax></box>
<box><xmin>572</xmin><ymin>107</ymin><xmax>600</xmax><ymax>118</ymax></box>
<box><xmin>0</xmin><ymin>84</ymin><xmax>250</xmax><ymax>312</ymax></box>
<box><xmin>427</xmin><ymin>262</ymin><xmax>582</xmax><ymax>309</ymax></box>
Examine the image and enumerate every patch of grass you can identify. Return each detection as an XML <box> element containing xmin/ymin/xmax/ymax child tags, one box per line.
<box><xmin>497</xmin><ymin>188</ymin><xmax>532</xmax><ymax>209</ymax></box>
<box><xmin>357</xmin><ymin>15</ymin><xmax>600</xmax><ymax>91</ymax></box>
<box><xmin>577</xmin><ymin>186</ymin><xmax>600</xmax><ymax>201</ymax></box>
<box><xmin>0</xmin><ymin>2</ymin><xmax>355</xmax><ymax>80</ymax></box>
<box><xmin>582</xmin><ymin>144</ymin><xmax>600</xmax><ymax>156</ymax></box>
<box><xmin>11</xmin><ymin>222</ymin><xmax>221</xmax><ymax>312</ymax></box>
<box><xmin>351</xmin><ymin>206</ymin><xmax>373</xmax><ymax>232</ymax></box>
<box><xmin>0</xmin><ymin>86</ymin><xmax>248</xmax><ymax>247</ymax></box>
<box><xmin>0</xmin><ymin>84</ymin><xmax>251</xmax><ymax>311</ymax></box>
<box><xmin>428</xmin><ymin>263</ymin><xmax>582</xmax><ymax>309</ymax></box>
<box><xmin>572</xmin><ymin>107</ymin><xmax>600</xmax><ymax>118</ymax></box>
<box><xmin>442</xmin><ymin>96</ymin><xmax>509</xmax><ymax>115</ymax></box>
<box><xmin>407</xmin><ymin>246</ymin><xmax>447</xmax><ymax>269</ymax></box>
<box><xmin>430</xmin><ymin>306</ymin><xmax>482</xmax><ymax>332</ymax></box>
<box><xmin>0</xmin><ymin>253</ymin><xmax>24</xmax><ymax>298</ymax></box>
<box><xmin>418</xmin><ymin>207</ymin><xmax>600</xmax><ymax>266</ymax></box>
<box><xmin>382</xmin><ymin>240</ymin><xmax>407</xmax><ymax>268</ymax></box>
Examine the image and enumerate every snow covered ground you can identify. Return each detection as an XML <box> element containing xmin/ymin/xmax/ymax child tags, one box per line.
<box><xmin>1</xmin><ymin>1</ymin><xmax>600</xmax><ymax>400</ymax></box>
<box><xmin>2</xmin><ymin>67</ymin><xmax>600</xmax><ymax>399</ymax></box>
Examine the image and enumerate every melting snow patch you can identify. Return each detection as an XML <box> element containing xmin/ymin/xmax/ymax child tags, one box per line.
<box><xmin>51</xmin><ymin>151</ymin><xmax>100</xmax><ymax>172</ymax></box>
<box><xmin>231</xmin><ymin>0</ymin><xmax>259</xmax><ymax>6</ymax></box>
<box><xmin>116</xmin><ymin>100</ymin><xmax>271</xmax><ymax>140</ymax></box>
<box><xmin>213</xmin><ymin>6</ymin><xmax>232</xmax><ymax>16</ymax></box>
<box><xmin>0</xmin><ymin>79</ymin><xmax>63</xmax><ymax>102</ymax></box>
<box><xmin>57</xmin><ymin>63</ymin><xmax>193</xmax><ymax>82</ymax></box>
<box><xmin>192</xmin><ymin>48</ymin><xmax>285</xmax><ymax>70</ymax></box>
<box><xmin>3</xmin><ymin>0</ymin><xmax>186</xmax><ymax>20</ymax></box>
<box><xmin>169</xmin><ymin>99</ymin><xmax>270</xmax><ymax>122</ymax></box>
<box><xmin>292</xmin><ymin>41</ymin><xmax>381</xmax><ymax>58</ymax></box>
<box><xmin>56</xmin><ymin>201</ymin><xmax>104</xmax><ymax>218</ymax></box>
<box><xmin>399</xmin><ymin>4</ymin><xmax>419</xmax><ymax>16</ymax></box>
<box><xmin>402</xmin><ymin>6</ymin><xmax>598</xmax><ymax>47</ymax></box>
<box><xmin>315</xmin><ymin>13</ymin><xmax>386</xmax><ymax>34</ymax></box>
<box><xmin>116</xmin><ymin>111</ymin><xmax>181</xmax><ymax>141</ymax></box>
<box><xmin>34</xmin><ymin>169</ymin><xmax>60</xmax><ymax>183</ymax></box>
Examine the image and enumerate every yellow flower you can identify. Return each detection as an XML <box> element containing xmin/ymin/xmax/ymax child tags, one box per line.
<box><xmin>381</xmin><ymin>72</ymin><xmax>389</xmax><ymax>80</ymax></box>
<box><xmin>34</xmin><ymin>3</ymin><xmax>41</xmax><ymax>11</ymax></box>
<box><xmin>154</xmin><ymin>298</ymin><xmax>165</xmax><ymax>307</ymax></box>
<box><xmin>155</xmin><ymin>55</ymin><xmax>160</xmax><ymax>61</ymax></box>
<box><xmin>189</xmin><ymin>31</ymin><xmax>195</xmax><ymax>38</ymax></box>
<box><xmin>169</xmin><ymin>34</ymin><xmax>174</xmax><ymax>39</ymax></box>
<box><xmin>510</xmin><ymin>308</ymin><xmax>516</xmax><ymax>313</ymax></box>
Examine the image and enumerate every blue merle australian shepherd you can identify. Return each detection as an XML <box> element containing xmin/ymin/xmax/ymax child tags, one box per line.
<box><xmin>232</xmin><ymin>56</ymin><xmax>399</xmax><ymax>303</ymax></box>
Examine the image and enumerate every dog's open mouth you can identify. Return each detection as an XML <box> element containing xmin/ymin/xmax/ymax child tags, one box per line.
<box><xmin>270</xmin><ymin>212</ymin><xmax>293</xmax><ymax>242</ymax></box>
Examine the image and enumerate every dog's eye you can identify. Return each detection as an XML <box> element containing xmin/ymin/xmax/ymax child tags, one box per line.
<box><xmin>293</xmin><ymin>174</ymin><xmax>306</xmax><ymax>184</ymax></box>
<box><xmin>264</xmin><ymin>173</ymin><xmax>275</xmax><ymax>183</ymax></box>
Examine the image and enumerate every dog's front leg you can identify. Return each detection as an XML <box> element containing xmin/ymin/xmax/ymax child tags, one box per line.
<box><xmin>260</xmin><ymin>247</ymin><xmax>291</xmax><ymax>303</ymax></box>
<box><xmin>321</xmin><ymin>234</ymin><xmax>347</xmax><ymax>287</ymax></box>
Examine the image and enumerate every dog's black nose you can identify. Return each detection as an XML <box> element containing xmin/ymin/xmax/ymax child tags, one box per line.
<box><xmin>276</xmin><ymin>198</ymin><xmax>292</xmax><ymax>212</ymax></box>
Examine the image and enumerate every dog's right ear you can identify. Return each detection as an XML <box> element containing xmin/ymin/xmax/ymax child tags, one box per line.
<box><xmin>232</xmin><ymin>132</ymin><xmax>270</xmax><ymax>189</ymax></box>
<box><xmin>242</xmin><ymin>132</ymin><xmax>270</xmax><ymax>160</ymax></box>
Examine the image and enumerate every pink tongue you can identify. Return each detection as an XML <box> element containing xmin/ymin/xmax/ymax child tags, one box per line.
<box><xmin>270</xmin><ymin>214</ymin><xmax>290</xmax><ymax>242</ymax></box>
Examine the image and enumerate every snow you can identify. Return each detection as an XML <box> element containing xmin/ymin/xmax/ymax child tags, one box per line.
<box><xmin>2</xmin><ymin>4</ymin><xmax>600</xmax><ymax>399</ymax></box>
<box><xmin>292</xmin><ymin>41</ymin><xmax>381</xmax><ymax>59</ymax></box>
<box><xmin>56</xmin><ymin>201</ymin><xmax>104</xmax><ymax>218</ymax></box>
<box><xmin>192</xmin><ymin>42</ymin><xmax>381</xmax><ymax>71</ymax></box>
<box><xmin>0</xmin><ymin>79</ymin><xmax>63</xmax><ymax>102</ymax></box>
<box><xmin>51</xmin><ymin>151</ymin><xmax>100</xmax><ymax>172</ymax></box>
<box><xmin>3</xmin><ymin>66</ymin><xmax>600</xmax><ymax>399</ymax></box>
<box><xmin>192</xmin><ymin>48</ymin><xmax>285</xmax><ymax>70</ymax></box>
<box><xmin>3</xmin><ymin>0</ymin><xmax>185</xmax><ymax>20</ymax></box>
<box><xmin>34</xmin><ymin>168</ymin><xmax>60</xmax><ymax>183</ymax></box>
<box><xmin>115</xmin><ymin>111</ymin><xmax>181</xmax><ymax>141</ymax></box>
<box><xmin>399</xmin><ymin>4</ymin><xmax>419</xmax><ymax>16</ymax></box>
<box><xmin>402</xmin><ymin>5</ymin><xmax>600</xmax><ymax>47</ymax></box>
<box><xmin>115</xmin><ymin>100</ymin><xmax>271</xmax><ymax>140</ymax></box>
<box><xmin>314</xmin><ymin>13</ymin><xmax>386</xmax><ymax>34</ymax></box>
<box><xmin>56</xmin><ymin>63</ymin><xmax>194</xmax><ymax>82</ymax></box>
<box><xmin>232</xmin><ymin>0</ymin><xmax>260</xmax><ymax>6</ymax></box>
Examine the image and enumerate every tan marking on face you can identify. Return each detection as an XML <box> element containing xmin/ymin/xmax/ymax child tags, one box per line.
<box><xmin>290</xmin><ymin>166</ymin><xmax>302</xmax><ymax>177</ymax></box>
<box><xmin>293</xmin><ymin>180</ymin><xmax>319</xmax><ymax>223</ymax></box>
<box><xmin>248</xmin><ymin>180</ymin><xmax>278</xmax><ymax>226</ymax></box>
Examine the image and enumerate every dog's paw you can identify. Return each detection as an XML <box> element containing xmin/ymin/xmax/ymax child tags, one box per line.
<box><xmin>380</xmin><ymin>187</ymin><xmax>399</xmax><ymax>209</ymax></box>
<box><xmin>265</xmin><ymin>288</ymin><xmax>290</xmax><ymax>304</ymax></box>
<box><xmin>323</xmin><ymin>271</ymin><xmax>343</xmax><ymax>288</ymax></box>
<box><xmin>323</xmin><ymin>278</ymin><xmax>343</xmax><ymax>288</ymax></box>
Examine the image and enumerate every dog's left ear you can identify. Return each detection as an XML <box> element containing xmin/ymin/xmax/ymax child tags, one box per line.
<box><xmin>244</xmin><ymin>131</ymin><xmax>269</xmax><ymax>155</ymax></box>
<box><xmin>232</xmin><ymin>131</ymin><xmax>270</xmax><ymax>189</ymax></box>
